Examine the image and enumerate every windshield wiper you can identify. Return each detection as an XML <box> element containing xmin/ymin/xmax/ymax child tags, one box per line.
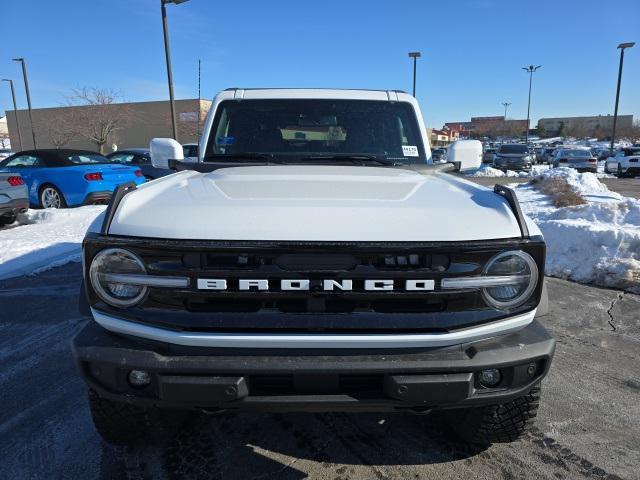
<box><xmin>302</xmin><ymin>154</ymin><xmax>400</xmax><ymax>166</ymax></box>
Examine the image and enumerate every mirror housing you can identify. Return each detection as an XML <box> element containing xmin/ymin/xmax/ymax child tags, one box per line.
<box><xmin>447</xmin><ymin>140</ymin><xmax>483</xmax><ymax>171</ymax></box>
<box><xmin>150</xmin><ymin>138</ymin><xmax>184</xmax><ymax>169</ymax></box>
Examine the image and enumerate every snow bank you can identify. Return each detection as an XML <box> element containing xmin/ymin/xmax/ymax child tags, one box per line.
<box><xmin>515</xmin><ymin>169</ymin><xmax>640</xmax><ymax>292</ymax></box>
<box><xmin>466</xmin><ymin>164</ymin><xmax>550</xmax><ymax>178</ymax></box>
<box><xmin>0</xmin><ymin>206</ymin><xmax>105</xmax><ymax>280</ymax></box>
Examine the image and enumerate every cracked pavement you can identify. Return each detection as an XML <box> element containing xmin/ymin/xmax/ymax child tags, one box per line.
<box><xmin>1</xmin><ymin>263</ymin><xmax>639</xmax><ymax>479</ymax></box>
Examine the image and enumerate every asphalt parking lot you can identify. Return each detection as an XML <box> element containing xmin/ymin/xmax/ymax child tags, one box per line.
<box><xmin>1</xmin><ymin>263</ymin><xmax>639</xmax><ymax>479</ymax></box>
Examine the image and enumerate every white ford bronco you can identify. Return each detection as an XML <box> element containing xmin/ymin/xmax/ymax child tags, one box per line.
<box><xmin>73</xmin><ymin>88</ymin><xmax>554</xmax><ymax>446</ymax></box>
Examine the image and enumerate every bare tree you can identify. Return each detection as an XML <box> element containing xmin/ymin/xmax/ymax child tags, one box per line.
<box><xmin>66</xmin><ymin>87</ymin><xmax>132</xmax><ymax>153</ymax></box>
<box><xmin>40</xmin><ymin>110</ymin><xmax>76</xmax><ymax>148</ymax></box>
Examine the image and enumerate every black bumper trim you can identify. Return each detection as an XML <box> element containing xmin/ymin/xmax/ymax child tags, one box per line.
<box><xmin>72</xmin><ymin>319</ymin><xmax>555</xmax><ymax>412</ymax></box>
<box><xmin>82</xmin><ymin>191</ymin><xmax>113</xmax><ymax>205</ymax></box>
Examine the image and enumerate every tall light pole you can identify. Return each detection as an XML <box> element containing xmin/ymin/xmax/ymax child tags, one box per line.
<box><xmin>161</xmin><ymin>0</ymin><xmax>190</xmax><ymax>141</ymax></box>
<box><xmin>610</xmin><ymin>42</ymin><xmax>635</xmax><ymax>153</ymax></box>
<box><xmin>408</xmin><ymin>52</ymin><xmax>421</xmax><ymax>97</ymax></box>
<box><xmin>522</xmin><ymin>65</ymin><xmax>541</xmax><ymax>144</ymax></box>
<box><xmin>502</xmin><ymin>102</ymin><xmax>511</xmax><ymax>119</ymax></box>
<box><xmin>2</xmin><ymin>79</ymin><xmax>23</xmax><ymax>151</ymax></box>
<box><xmin>12</xmin><ymin>58</ymin><xmax>36</xmax><ymax>149</ymax></box>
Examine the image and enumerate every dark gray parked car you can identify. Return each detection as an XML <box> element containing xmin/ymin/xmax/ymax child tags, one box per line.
<box><xmin>493</xmin><ymin>144</ymin><xmax>533</xmax><ymax>171</ymax></box>
<box><xmin>107</xmin><ymin>149</ymin><xmax>174</xmax><ymax>180</ymax></box>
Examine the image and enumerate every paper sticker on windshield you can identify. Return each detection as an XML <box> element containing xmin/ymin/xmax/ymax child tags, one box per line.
<box><xmin>402</xmin><ymin>145</ymin><xmax>419</xmax><ymax>157</ymax></box>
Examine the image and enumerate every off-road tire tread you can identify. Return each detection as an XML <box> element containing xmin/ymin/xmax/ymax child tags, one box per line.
<box><xmin>449</xmin><ymin>386</ymin><xmax>541</xmax><ymax>446</ymax></box>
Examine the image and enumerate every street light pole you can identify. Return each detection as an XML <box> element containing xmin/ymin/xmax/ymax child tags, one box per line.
<box><xmin>408</xmin><ymin>52</ymin><xmax>421</xmax><ymax>97</ymax></box>
<box><xmin>502</xmin><ymin>102</ymin><xmax>511</xmax><ymax>119</ymax></box>
<box><xmin>522</xmin><ymin>65</ymin><xmax>541</xmax><ymax>144</ymax></box>
<box><xmin>2</xmin><ymin>79</ymin><xmax>23</xmax><ymax>151</ymax></box>
<box><xmin>12</xmin><ymin>58</ymin><xmax>36</xmax><ymax>149</ymax></box>
<box><xmin>160</xmin><ymin>0</ymin><xmax>190</xmax><ymax>141</ymax></box>
<box><xmin>610</xmin><ymin>42</ymin><xmax>635</xmax><ymax>153</ymax></box>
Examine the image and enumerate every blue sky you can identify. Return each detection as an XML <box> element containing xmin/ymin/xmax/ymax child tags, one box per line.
<box><xmin>2</xmin><ymin>0</ymin><xmax>639</xmax><ymax>128</ymax></box>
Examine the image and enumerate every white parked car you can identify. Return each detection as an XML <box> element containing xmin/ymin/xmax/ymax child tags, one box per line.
<box><xmin>605</xmin><ymin>147</ymin><xmax>640</xmax><ymax>177</ymax></box>
<box><xmin>75</xmin><ymin>88</ymin><xmax>554</xmax><ymax>448</ymax></box>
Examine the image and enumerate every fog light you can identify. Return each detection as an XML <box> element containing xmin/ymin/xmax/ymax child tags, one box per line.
<box><xmin>527</xmin><ymin>363</ymin><xmax>537</xmax><ymax>377</ymax></box>
<box><xmin>479</xmin><ymin>368</ymin><xmax>502</xmax><ymax>387</ymax></box>
<box><xmin>128</xmin><ymin>370</ymin><xmax>151</xmax><ymax>387</ymax></box>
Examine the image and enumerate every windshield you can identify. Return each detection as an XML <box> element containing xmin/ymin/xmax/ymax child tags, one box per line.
<box><xmin>205</xmin><ymin>99</ymin><xmax>426</xmax><ymax>164</ymax></box>
<box><xmin>498</xmin><ymin>144</ymin><xmax>528</xmax><ymax>154</ymax></box>
<box><xmin>67</xmin><ymin>153</ymin><xmax>111</xmax><ymax>164</ymax></box>
<box><xmin>563</xmin><ymin>150</ymin><xmax>591</xmax><ymax>158</ymax></box>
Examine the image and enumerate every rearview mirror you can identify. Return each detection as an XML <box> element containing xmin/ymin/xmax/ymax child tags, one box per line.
<box><xmin>150</xmin><ymin>138</ymin><xmax>184</xmax><ymax>169</ymax></box>
<box><xmin>446</xmin><ymin>140</ymin><xmax>483</xmax><ymax>171</ymax></box>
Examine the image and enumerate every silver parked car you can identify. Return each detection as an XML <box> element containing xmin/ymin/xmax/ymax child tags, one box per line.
<box><xmin>552</xmin><ymin>149</ymin><xmax>597</xmax><ymax>173</ymax></box>
<box><xmin>0</xmin><ymin>172</ymin><xmax>29</xmax><ymax>225</ymax></box>
<box><xmin>493</xmin><ymin>144</ymin><xmax>533</xmax><ymax>171</ymax></box>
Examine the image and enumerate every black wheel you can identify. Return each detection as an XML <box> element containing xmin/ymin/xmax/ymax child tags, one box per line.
<box><xmin>0</xmin><ymin>213</ymin><xmax>17</xmax><ymax>226</ymax></box>
<box><xmin>446</xmin><ymin>386</ymin><xmax>541</xmax><ymax>446</ymax></box>
<box><xmin>88</xmin><ymin>389</ymin><xmax>184</xmax><ymax>446</ymax></box>
<box><xmin>39</xmin><ymin>185</ymin><xmax>67</xmax><ymax>209</ymax></box>
<box><xmin>617</xmin><ymin>163</ymin><xmax>625</xmax><ymax>178</ymax></box>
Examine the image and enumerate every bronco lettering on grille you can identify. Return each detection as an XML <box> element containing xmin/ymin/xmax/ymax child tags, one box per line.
<box><xmin>196</xmin><ymin>279</ymin><xmax>435</xmax><ymax>291</ymax></box>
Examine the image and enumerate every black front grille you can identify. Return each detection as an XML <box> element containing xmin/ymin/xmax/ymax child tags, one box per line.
<box><xmin>83</xmin><ymin>234</ymin><xmax>545</xmax><ymax>333</ymax></box>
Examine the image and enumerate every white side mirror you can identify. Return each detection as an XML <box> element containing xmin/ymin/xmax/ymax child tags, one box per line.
<box><xmin>150</xmin><ymin>138</ymin><xmax>184</xmax><ymax>169</ymax></box>
<box><xmin>447</xmin><ymin>140</ymin><xmax>483</xmax><ymax>171</ymax></box>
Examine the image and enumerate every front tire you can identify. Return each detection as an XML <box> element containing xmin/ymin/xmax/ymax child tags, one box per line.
<box><xmin>0</xmin><ymin>213</ymin><xmax>17</xmax><ymax>226</ymax></box>
<box><xmin>446</xmin><ymin>386</ymin><xmax>541</xmax><ymax>446</ymax></box>
<box><xmin>39</xmin><ymin>185</ymin><xmax>67</xmax><ymax>209</ymax></box>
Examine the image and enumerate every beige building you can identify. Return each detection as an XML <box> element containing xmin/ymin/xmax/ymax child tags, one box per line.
<box><xmin>537</xmin><ymin>114</ymin><xmax>633</xmax><ymax>134</ymax></box>
<box><xmin>5</xmin><ymin>98</ymin><xmax>212</xmax><ymax>153</ymax></box>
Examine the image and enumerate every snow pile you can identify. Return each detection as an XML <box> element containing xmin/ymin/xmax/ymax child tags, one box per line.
<box><xmin>0</xmin><ymin>206</ymin><xmax>105</xmax><ymax>280</ymax></box>
<box><xmin>466</xmin><ymin>164</ymin><xmax>550</xmax><ymax>178</ymax></box>
<box><xmin>515</xmin><ymin>169</ymin><xmax>640</xmax><ymax>292</ymax></box>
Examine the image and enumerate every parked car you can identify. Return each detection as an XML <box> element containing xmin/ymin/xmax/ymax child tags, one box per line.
<box><xmin>493</xmin><ymin>144</ymin><xmax>533</xmax><ymax>171</ymax></box>
<box><xmin>0</xmin><ymin>149</ymin><xmax>146</xmax><ymax>208</ymax></box>
<box><xmin>0</xmin><ymin>149</ymin><xmax>14</xmax><ymax>160</ymax></box>
<box><xmin>75</xmin><ymin>88</ymin><xmax>553</xmax><ymax>448</ymax></box>
<box><xmin>0</xmin><ymin>172</ymin><xmax>28</xmax><ymax>225</ymax></box>
<box><xmin>182</xmin><ymin>143</ymin><xmax>199</xmax><ymax>162</ymax></box>
<box><xmin>431</xmin><ymin>147</ymin><xmax>447</xmax><ymax>162</ymax></box>
<box><xmin>605</xmin><ymin>147</ymin><xmax>640</xmax><ymax>177</ymax></box>
<box><xmin>482</xmin><ymin>148</ymin><xmax>497</xmax><ymax>163</ymax></box>
<box><xmin>552</xmin><ymin>149</ymin><xmax>597</xmax><ymax>173</ymax></box>
<box><xmin>107</xmin><ymin>148</ymin><xmax>174</xmax><ymax>180</ymax></box>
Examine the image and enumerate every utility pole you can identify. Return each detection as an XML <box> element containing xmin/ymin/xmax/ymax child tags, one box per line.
<box><xmin>522</xmin><ymin>65</ymin><xmax>542</xmax><ymax>144</ymax></box>
<box><xmin>610</xmin><ymin>42</ymin><xmax>635</xmax><ymax>153</ymax></box>
<box><xmin>160</xmin><ymin>0</ymin><xmax>190</xmax><ymax>141</ymax></box>
<box><xmin>408</xmin><ymin>52</ymin><xmax>421</xmax><ymax>97</ymax></box>
<box><xmin>2</xmin><ymin>79</ymin><xmax>23</xmax><ymax>151</ymax></box>
<box><xmin>197</xmin><ymin>59</ymin><xmax>201</xmax><ymax>142</ymax></box>
<box><xmin>12</xmin><ymin>58</ymin><xmax>37</xmax><ymax>148</ymax></box>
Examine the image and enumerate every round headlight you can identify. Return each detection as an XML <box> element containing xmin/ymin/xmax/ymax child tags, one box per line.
<box><xmin>482</xmin><ymin>251</ymin><xmax>538</xmax><ymax>309</ymax></box>
<box><xmin>89</xmin><ymin>248</ymin><xmax>147</xmax><ymax>307</ymax></box>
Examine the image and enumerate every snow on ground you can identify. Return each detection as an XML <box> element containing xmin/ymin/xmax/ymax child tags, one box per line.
<box><xmin>513</xmin><ymin>168</ymin><xmax>640</xmax><ymax>293</ymax></box>
<box><xmin>0</xmin><ymin>206</ymin><xmax>105</xmax><ymax>280</ymax></box>
<box><xmin>466</xmin><ymin>164</ymin><xmax>550</xmax><ymax>178</ymax></box>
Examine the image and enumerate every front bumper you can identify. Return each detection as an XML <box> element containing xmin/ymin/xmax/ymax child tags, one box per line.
<box><xmin>622</xmin><ymin>166</ymin><xmax>640</xmax><ymax>176</ymax></box>
<box><xmin>72</xmin><ymin>319</ymin><xmax>555</xmax><ymax>412</ymax></box>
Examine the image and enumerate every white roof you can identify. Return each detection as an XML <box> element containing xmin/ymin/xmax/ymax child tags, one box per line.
<box><xmin>217</xmin><ymin>88</ymin><xmax>413</xmax><ymax>102</ymax></box>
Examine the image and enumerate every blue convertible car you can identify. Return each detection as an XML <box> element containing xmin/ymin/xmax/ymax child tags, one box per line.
<box><xmin>0</xmin><ymin>149</ymin><xmax>146</xmax><ymax>208</ymax></box>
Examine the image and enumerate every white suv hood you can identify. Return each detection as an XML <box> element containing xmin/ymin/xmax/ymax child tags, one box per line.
<box><xmin>108</xmin><ymin>166</ymin><xmax>522</xmax><ymax>241</ymax></box>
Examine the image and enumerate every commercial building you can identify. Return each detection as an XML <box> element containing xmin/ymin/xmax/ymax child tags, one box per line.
<box><xmin>537</xmin><ymin>115</ymin><xmax>634</xmax><ymax>135</ymax></box>
<box><xmin>443</xmin><ymin>116</ymin><xmax>528</xmax><ymax>138</ymax></box>
<box><xmin>4</xmin><ymin>99</ymin><xmax>212</xmax><ymax>153</ymax></box>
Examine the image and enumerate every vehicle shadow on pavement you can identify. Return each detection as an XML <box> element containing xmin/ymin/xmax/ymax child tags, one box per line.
<box><xmin>154</xmin><ymin>410</ymin><xmax>488</xmax><ymax>479</ymax></box>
